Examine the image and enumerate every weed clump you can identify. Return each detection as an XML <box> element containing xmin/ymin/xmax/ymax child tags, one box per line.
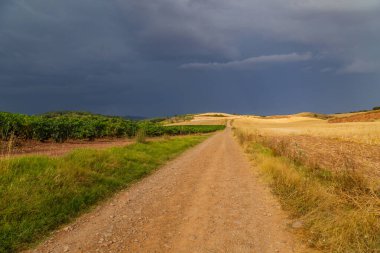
<box><xmin>136</xmin><ymin>128</ymin><xmax>146</xmax><ymax>143</ymax></box>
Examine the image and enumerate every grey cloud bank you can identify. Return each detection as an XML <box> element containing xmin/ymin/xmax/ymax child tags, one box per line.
<box><xmin>180</xmin><ymin>52</ymin><xmax>312</xmax><ymax>69</ymax></box>
<box><xmin>338</xmin><ymin>60</ymin><xmax>380</xmax><ymax>74</ymax></box>
<box><xmin>0</xmin><ymin>0</ymin><xmax>379</xmax><ymax>116</ymax></box>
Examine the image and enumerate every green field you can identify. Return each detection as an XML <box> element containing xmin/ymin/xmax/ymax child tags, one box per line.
<box><xmin>0</xmin><ymin>135</ymin><xmax>208</xmax><ymax>252</ymax></box>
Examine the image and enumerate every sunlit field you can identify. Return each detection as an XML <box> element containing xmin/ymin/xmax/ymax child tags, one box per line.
<box><xmin>233</xmin><ymin>115</ymin><xmax>380</xmax><ymax>252</ymax></box>
<box><xmin>234</xmin><ymin>116</ymin><xmax>380</xmax><ymax>145</ymax></box>
<box><xmin>167</xmin><ymin>113</ymin><xmax>236</xmax><ymax>126</ymax></box>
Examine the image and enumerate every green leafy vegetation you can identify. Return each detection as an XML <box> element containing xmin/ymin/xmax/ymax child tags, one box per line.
<box><xmin>139</xmin><ymin>122</ymin><xmax>225</xmax><ymax>137</ymax></box>
<box><xmin>0</xmin><ymin>111</ymin><xmax>137</xmax><ymax>142</ymax></box>
<box><xmin>164</xmin><ymin>114</ymin><xmax>194</xmax><ymax>124</ymax></box>
<box><xmin>135</xmin><ymin>128</ymin><xmax>147</xmax><ymax>143</ymax></box>
<box><xmin>147</xmin><ymin>117</ymin><xmax>168</xmax><ymax>123</ymax></box>
<box><xmin>0</xmin><ymin>135</ymin><xmax>207</xmax><ymax>253</ymax></box>
<box><xmin>0</xmin><ymin>112</ymin><xmax>224</xmax><ymax>143</ymax></box>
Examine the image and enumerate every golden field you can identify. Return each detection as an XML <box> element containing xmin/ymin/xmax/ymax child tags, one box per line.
<box><xmin>167</xmin><ymin>112</ymin><xmax>380</xmax><ymax>179</ymax></box>
<box><xmin>232</xmin><ymin>113</ymin><xmax>380</xmax><ymax>252</ymax></box>
<box><xmin>166</xmin><ymin>112</ymin><xmax>235</xmax><ymax>126</ymax></box>
<box><xmin>233</xmin><ymin>116</ymin><xmax>380</xmax><ymax>145</ymax></box>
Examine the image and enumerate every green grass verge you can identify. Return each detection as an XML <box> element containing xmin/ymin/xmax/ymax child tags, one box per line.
<box><xmin>0</xmin><ymin>135</ymin><xmax>207</xmax><ymax>253</ymax></box>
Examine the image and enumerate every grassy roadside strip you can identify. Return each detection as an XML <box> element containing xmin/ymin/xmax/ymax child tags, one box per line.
<box><xmin>234</xmin><ymin>129</ymin><xmax>380</xmax><ymax>253</ymax></box>
<box><xmin>0</xmin><ymin>135</ymin><xmax>208</xmax><ymax>253</ymax></box>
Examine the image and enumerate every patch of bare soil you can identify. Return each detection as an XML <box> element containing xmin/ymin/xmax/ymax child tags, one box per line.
<box><xmin>329</xmin><ymin>110</ymin><xmax>380</xmax><ymax>123</ymax></box>
<box><xmin>263</xmin><ymin>135</ymin><xmax>380</xmax><ymax>179</ymax></box>
<box><xmin>0</xmin><ymin>138</ymin><xmax>134</xmax><ymax>157</ymax></box>
<box><xmin>25</xmin><ymin>128</ymin><xmax>309</xmax><ymax>253</ymax></box>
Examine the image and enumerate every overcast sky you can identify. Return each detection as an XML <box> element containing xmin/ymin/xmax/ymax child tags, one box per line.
<box><xmin>1</xmin><ymin>0</ymin><xmax>379</xmax><ymax>117</ymax></box>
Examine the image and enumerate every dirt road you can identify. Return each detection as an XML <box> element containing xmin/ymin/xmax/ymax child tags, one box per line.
<box><xmin>27</xmin><ymin>127</ymin><xmax>305</xmax><ymax>253</ymax></box>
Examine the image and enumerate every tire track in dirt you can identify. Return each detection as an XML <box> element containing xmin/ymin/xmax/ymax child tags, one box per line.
<box><xmin>26</xmin><ymin>127</ymin><xmax>307</xmax><ymax>253</ymax></box>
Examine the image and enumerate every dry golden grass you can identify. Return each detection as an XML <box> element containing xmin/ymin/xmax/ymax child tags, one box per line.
<box><xmin>196</xmin><ymin>112</ymin><xmax>236</xmax><ymax>117</ymax></box>
<box><xmin>168</xmin><ymin>118</ymin><xmax>227</xmax><ymax>126</ymax></box>
<box><xmin>234</xmin><ymin>116</ymin><xmax>380</xmax><ymax>145</ymax></box>
<box><xmin>234</xmin><ymin>129</ymin><xmax>380</xmax><ymax>253</ymax></box>
<box><xmin>232</xmin><ymin>113</ymin><xmax>380</xmax><ymax>252</ymax></box>
<box><xmin>167</xmin><ymin>112</ymin><xmax>240</xmax><ymax>126</ymax></box>
<box><xmin>233</xmin><ymin>115</ymin><xmax>380</xmax><ymax>180</ymax></box>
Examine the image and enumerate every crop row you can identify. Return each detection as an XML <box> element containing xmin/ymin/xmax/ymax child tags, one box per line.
<box><xmin>141</xmin><ymin>122</ymin><xmax>225</xmax><ymax>136</ymax></box>
<box><xmin>0</xmin><ymin>112</ymin><xmax>225</xmax><ymax>142</ymax></box>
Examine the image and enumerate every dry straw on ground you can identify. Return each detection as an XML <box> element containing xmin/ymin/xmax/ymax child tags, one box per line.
<box><xmin>234</xmin><ymin>128</ymin><xmax>380</xmax><ymax>253</ymax></box>
<box><xmin>234</xmin><ymin>116</ymin><xmax>380</xmax><ymax>145</ymax></box>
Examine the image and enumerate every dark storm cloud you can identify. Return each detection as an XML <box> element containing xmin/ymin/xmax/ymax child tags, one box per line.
<box><xmin>118</xmin><ymin>1</ymin><xmax>239</xmax><ymax>61</ymax></box>
<box><xmin>0</xmin><ymin>0</ymin><xmax>379</xmax><ymax>116</ymax></box>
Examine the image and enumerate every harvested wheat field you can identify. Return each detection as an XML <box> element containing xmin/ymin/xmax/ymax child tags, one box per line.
<box><xmin>233</xmin><ymin>115</ymin><xmax>380</xmax><ymax>252</ymax></box>
<box><xmin>167</xmin><ymin>112</ymin><xmax>239</xmax><ymax>126</ymax></box>
<box><xmin>234</xmin><ymin>115</ymin><xmax>380</xmax><ymax>145</ymax></box>
<box><xmin>233</xmin><ymin>116</ymin><xmax>380</xmax><ymax>178</ymax></box>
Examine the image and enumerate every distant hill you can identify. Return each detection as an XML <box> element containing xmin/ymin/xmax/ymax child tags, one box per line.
<box><xmin>293</xmin><ymin>112</ymin><xmax>331</xmax><ymax>120</ymax></box>
<box><xmin>329</xmin><ymin>110</ymin><xmax>380</xmax><ymax>123</ymax></box>
<box><xmin>38</xmin><ymin>111</ymin><xmax>100</xmax><ymax>118</ymax></box>
<box><xmin>38</xmin><ymin>111</ymin><xmax>146</xmax><ymax>121</ymax></box>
